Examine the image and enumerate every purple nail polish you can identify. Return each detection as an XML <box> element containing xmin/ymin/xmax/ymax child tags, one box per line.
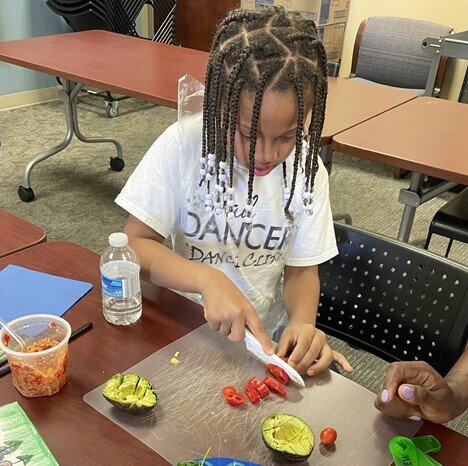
<box><xmin>381</xmin><ymin>389</ymin><xmax>389</xmax><ymax>402</ymax></box>
<box><xmin>403</xmin><ymin>385</ymin><xmax>414</xmax><ymax>400</ymax></box>
<box><xmin>409</xmin><ymin>416</ymin><xmax>421</xmax><ymax>421</ymax></box>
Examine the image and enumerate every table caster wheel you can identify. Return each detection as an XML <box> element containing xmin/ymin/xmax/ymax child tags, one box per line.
<box><xmin>106</xmin><ymin>102</ymin><xmax>119</xmax><ymax>118</ymax></box>
<box><xmin>18</xmin><ymin>186</ymin><xmax>35</xmax><ymax>202</ymax></box>
<box><xmin>110</xmin><ymin>157</ymin><xmax>125</xmax><ymax>172</ymax></box>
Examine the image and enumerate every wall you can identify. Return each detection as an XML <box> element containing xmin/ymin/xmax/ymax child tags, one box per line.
<box><xmin>340</xmin><ymin>0</ymin><xmax>468</xmax><ymax>101</ymax></box>
<box><xmin>0</xmin><ymin>0</ymin><xmax>71</xmax><ymax>96</ymax></box>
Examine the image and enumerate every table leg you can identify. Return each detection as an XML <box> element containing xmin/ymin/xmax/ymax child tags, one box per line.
<box><xmin>18</xmin><ymin>80</ymin><xmax>125</xmax><ymax>202</ymax></box>
<box><xmin>69</xmin><ymin>81</ymin><xmax>124</xmax><ymax>165</ymax></box>
<box><xmin>397</xmin><ymin>173</ymin><xmax>425</xmax><ymax>242</ymax></box>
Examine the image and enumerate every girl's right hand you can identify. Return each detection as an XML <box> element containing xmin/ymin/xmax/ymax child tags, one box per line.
<box><xmin>199</xmin><ymin>269</ymin><xmax>274</xmax><ymax>355</ymax></box>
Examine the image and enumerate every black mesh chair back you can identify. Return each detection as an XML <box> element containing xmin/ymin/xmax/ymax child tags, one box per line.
<box><xmin>317</xmin><ymin>223</ymin><xmax>468</xmax><ymax>376</ymax></box>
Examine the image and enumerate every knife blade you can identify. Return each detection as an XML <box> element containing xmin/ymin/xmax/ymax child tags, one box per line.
<box><xmin>197</xmin><ymin>295</ymin><xmax>305</xmax><ymax>387</ymax></box>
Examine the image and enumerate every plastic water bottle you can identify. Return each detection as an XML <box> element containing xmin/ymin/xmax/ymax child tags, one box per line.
<box><xmin>100</xmin><ymin>233</ymin><xmax>142</xmax><ymax>325</ymax></box>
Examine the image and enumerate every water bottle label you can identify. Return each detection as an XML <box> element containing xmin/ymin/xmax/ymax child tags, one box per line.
<box><xmin>102</xmin><ymin>274</ymin><xmax>139</xmax><ymax>298</ymax></box>
<box><xmin>102</xmin><ymin>274</ymin><xmax>124</xmax><ymax>298</ymax></box>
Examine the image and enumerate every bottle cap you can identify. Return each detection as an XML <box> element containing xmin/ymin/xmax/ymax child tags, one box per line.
<box><xmin>109</xmin><ymin>233</ymin><xmax>128</xmax><ymax>248</ymax></box>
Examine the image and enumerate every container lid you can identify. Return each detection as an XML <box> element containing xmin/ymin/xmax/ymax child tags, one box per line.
<box><xmin>109</xmin><ymin>232</ymin><xmax>128</xmax><ymax>248</ymax></box>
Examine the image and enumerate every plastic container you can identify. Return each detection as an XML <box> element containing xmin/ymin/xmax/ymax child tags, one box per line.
<box><xmin>0</xmin><ymin>314</ymin><xmax>71</xmax><ymax>397</ymax></box>
<box><xmin>100</xmin><ymin>232</ymin><xmax>142</xmax><ymax>325</ymax></box>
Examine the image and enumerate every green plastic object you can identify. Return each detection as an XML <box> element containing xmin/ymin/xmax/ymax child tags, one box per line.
<box><xmin>389</xmin><ymin>435</ymin><xmax>442</xmax><ymax>466</ymax></box>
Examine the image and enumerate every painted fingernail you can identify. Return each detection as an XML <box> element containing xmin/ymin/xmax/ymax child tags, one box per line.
<box><xmin>381</xmin><ymin>389</ymin><xmax>389</xmax><ymax>402</ymax></box>
<box><xmin>402</xmin><ymin>385</ymin><xmax>414</xmax><ymax>400</ymax></box>
<box><xmin>408</xmin><ymin>416</ymin><xmax>421</xmax><ymax>421</ymax></box>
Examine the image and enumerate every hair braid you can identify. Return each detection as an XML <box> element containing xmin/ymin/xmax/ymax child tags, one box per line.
<box><xmin>246</xmin><ymin>70</ymin><xmax>273</xmax><ymax>205</ymax></box>
<box><xmin>284</xmin><ymin>79</ymin><xmax>305</xmax><ymax>219</ymax></box>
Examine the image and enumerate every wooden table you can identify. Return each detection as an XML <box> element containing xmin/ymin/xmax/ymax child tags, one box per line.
<box><xmin>0</xmin><ymin>209</ymin><xmax>46</xmax><ymax>257</ymax></box>
<box><xmin>321</xmin><ymin>77</ymin><xmax>419</xmax><ymax>145</ymax></box>
<box><xmin>0</xmin><ymin>31</ymin><xmax>418</xmax><ymax>201</ymax></box>
<box><xmin>0</xmin><ymin>30</ymin><xmax>208</xmax><ymax>108</ymax></box>
<box><xmin>0</xmin><ymin>30</ymin><xmax>209</xmax><ymax>202</ymax></box>
<box><xmin>0</xmin><ymin>242</ymin><xmax>466</xmax><ymax>465</ymax></box>
<box><xmin>319</xmin><ymin>78</ymin><xmax>418</xmax><ymax>172</ymax></box>
<box><xmin>0</xmin><ymin>241</ymin><xmax>205</xmax><ymax>465</ymax></box>
<box><xmin>332</xmin><ymin>97</ymin><xmax>468</xmax><ymax>241</ymax></box>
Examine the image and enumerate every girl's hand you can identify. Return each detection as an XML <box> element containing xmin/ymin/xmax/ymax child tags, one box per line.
<box><xmin>375</xmin><ymin>361</ymin><xmax>462</xmax><ymax>423</ymax></box>
<box><xmin>275</xmin><ymin>322</ymin><xmax>353</xmax><ymax>375</ymax></box>
<box><xmin>200</xmin><ymin>269</ymin><xmax>273</xmax><ymax>355</ymax></box>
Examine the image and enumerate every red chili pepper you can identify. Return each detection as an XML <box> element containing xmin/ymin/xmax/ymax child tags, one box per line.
<box><xmin>244</xmin><ymin>383</ymin><xmax>261</xmax><ymax>404</ymax></box>
<box><xmin>267</xmin><ymin>364</ymin><xmax>290</xmax><ymax>385</ymax></box>
<box><xmin>263</xmin><ymin>375</ymin><xmax>287</xmax><ymax>397</ymax></box>
<box><xmin>248</xmin><ymin>376</ymin><xmax>270</xmax><ymax>398</ymax></box>
<box><xmin>225</xmin><ymin>392</ymin><xmax>244</xmax><ymax>407</ymax></box>
<box><xmin>222</xmin><ymin>386</ymin><xmax>237</xmax><ymax>398</ymax></box>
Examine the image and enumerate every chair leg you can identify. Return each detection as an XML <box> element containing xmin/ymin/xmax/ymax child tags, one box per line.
<box><xmin>424</xmin><ymin>231</ymin><xmax>433</xmax><ymax>250</ymax></box>
<box><xmin>445</xmin><ymin>238</ymin><xmax>454</xmax><ymax>258</ymax></box>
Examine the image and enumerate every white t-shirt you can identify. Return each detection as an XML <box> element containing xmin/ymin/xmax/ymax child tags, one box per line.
<box><xmin>116</xmin><ymin>115</ymin><xmax>338</xmax><ymax>336</ymax></box>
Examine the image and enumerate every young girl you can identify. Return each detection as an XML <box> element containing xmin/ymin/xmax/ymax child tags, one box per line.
<box><xmin>116</xmin><ymin>5</ymin><xmax>352</xmax><ymax>376</ymax></box>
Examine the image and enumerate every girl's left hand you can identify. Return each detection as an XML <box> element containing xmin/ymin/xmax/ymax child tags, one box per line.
<box><xmin>275</xmin><ymin>322</ymin><xmax>353</xmax><ymax>376</ymax></box>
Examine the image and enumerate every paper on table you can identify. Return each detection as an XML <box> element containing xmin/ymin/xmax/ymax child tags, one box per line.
<box><xmin>0</xmin><ymin>265</ymin><xmax>92</xmax><ymax>323</ymax></box>
<box><xmin>0</xmin><ymin>402</ymin><xmax>58</xmax><ymax>465</ymax></box>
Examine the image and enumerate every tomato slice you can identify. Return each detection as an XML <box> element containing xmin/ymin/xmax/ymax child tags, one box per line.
<box><xmin>245</xmin><ymin>384</ymin><xmax>261</xmax><ymax>404</ymax></box>
<box><xmin>320</xmin><ymin>427</ymin><xmax>337</xmax><ymax>446</ymax></box>
<box><xmin>222</xmin><ymin>386</ymin><xmax>237</xmax><ymax>397</ymax></box>
<box><xmin>266</xmin><ymin>364</ymin><xmax>290</xmax><ymax>385</ymax></box>
<box><xmin>248</xmin><ymin>377</ymin><xmax>270</xmax><ymax>398</ymax></box>
<box><xmin>225</xmin><ymin>392</ymin><xmax>244</xmax><ymax>407</ymax></box>
<box><xmin>263</xmin><ymin>375</ymin><xmax>287</xmax><ymax>397</ymax></box>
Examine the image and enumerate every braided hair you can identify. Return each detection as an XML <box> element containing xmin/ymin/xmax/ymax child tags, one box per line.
<box><xmin>199</xmin><ymin>5</ymin><xmax>328</xmax><ymax>223</ymax></box>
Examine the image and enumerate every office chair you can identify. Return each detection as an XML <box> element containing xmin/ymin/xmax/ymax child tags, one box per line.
<box><xmin>317</xmin><ymin>223</ymin><xmax>468</xmax><ymax>376</ymax></box>
<box><xmin>425</xmin><ymin>187</ymin><xmax>468</xmax><ymax>258</ymax></box>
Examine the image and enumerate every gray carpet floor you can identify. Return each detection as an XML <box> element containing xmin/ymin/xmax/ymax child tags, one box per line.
<box><xmin>0</xmin><ymin>94</ymin><xmax>466</xmax><ymax>435</ymax></box>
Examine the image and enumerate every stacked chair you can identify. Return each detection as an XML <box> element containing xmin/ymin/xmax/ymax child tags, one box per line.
<box><xmin>46</xmin><ymin>0</ymin><xmax>159</xmax><ymax>117</ymax></box>
<box><xmin>46</xmin><ymin>1</ymin><xmax>149</xmax><ymax>36</ymax></box>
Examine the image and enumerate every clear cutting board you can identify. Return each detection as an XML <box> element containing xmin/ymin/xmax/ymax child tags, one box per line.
<box><xmin>83</xmin><ymin>323</ymin><xmax>421</xmax><ymax>465</ymax></box>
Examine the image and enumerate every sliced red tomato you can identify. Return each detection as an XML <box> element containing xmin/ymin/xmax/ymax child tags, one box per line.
<box><xmin>266</xmin><ymin>364</ymin><xmax>290</xmax><ymax>385</ymax></box>
<box><xmin>263</xmin><ymin>375</ymin><xmax>287</xmax><ymax>397</ymax></box>
<box><xmin>225</xmin><ymin>392</ymin><xmax>244</xmax><ymax>407</ymax></box>
<box><xmin>245</xmin><ymin>384</ymin><xmax>261</xmax><ymax>404</ymax></box>
<box><xmin>2</xmin><ymin>334</ymin><xmax>10</xmax><ymax>346</ymax></box>
<box><xmin>248</xmin><ymin>376</ymin><xmax>270</xmax><ymax>398</ymax></box>
<box><xmin>320</xmin><ymin>427</ymin><xmax>337</xmax><ymax>446</ymax></box>
<box><xmin>222</xmin><ymin>386</ymin><xmax>237</xmax><ymax>398</ymax></box>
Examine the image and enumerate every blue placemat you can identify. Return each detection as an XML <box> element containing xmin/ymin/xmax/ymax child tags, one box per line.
<box><xmin>0</xmin><ymin>264</ymin><xmax>93</xmax><ymax>323</ymax></box>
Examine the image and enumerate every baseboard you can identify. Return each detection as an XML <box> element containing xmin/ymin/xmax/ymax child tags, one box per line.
<box><xmin>0</xmin><ymin>86</ymin><xmax>60</xmax><ymax>112</ymax></box>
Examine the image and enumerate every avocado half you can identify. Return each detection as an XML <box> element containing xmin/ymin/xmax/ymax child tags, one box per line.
<box><xmin>262</xmin><ymin>413</ymin><xmax>315</xmax><ymax>462</ymax></box>
<box><xmin>102</xmin><ymin>373</ymin><xmax>158</xmax><ymax>414</ymax></box>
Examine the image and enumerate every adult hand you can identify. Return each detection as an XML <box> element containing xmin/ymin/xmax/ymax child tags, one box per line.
<box><xmin>375</xmin><ymin>361</ymin><xmax>461</xmax><ymax>423</ymax></box>
<box><xmin>200</xmin><ymin>269</ymin><xmax>273</xmax><ymax>355</ymax></box>
<box><xmin>275</xmin><ymin>322</ymin><xmax>353</xmax><ymax>375</ymax></box>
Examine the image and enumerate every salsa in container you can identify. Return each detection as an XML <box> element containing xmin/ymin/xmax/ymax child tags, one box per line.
<box><xmin>0</xmin><ymin>314</ymin><xmax>71</xmax><ymax>397</ymax></box>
